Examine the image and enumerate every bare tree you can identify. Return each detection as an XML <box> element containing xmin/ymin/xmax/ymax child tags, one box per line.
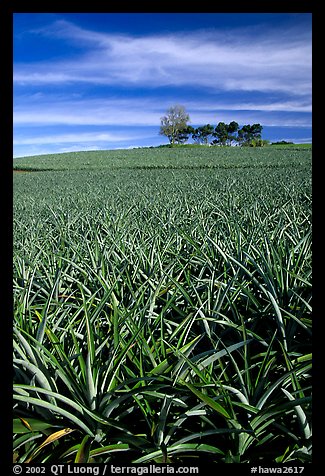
<box><xmin>159</xmin><ymin>105</ymin><xmax>190</xmax><ymax>144</ymax></box>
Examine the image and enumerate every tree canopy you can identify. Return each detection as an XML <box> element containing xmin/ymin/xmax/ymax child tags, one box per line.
<box><xmin>159</xmin><ymin>105</ymin><xmax>190</xmax><ymax>145</ymax></box>
<box><xmin>159</xmin><ymin>105</ymin><xmax>266</xmax><ymax>147</ymax></box>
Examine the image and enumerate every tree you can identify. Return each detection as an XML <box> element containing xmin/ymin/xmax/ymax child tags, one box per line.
<box><xmin>178</xmin><ymin>125</ymin><xmax>195</xmax><ymax>144</ymax></box>
<box><xmin>212</xmin><ymin>122</ymin><xmax>228</xmax><ymax>146</ymax></box>
<box><xmin>227</xmin><ymin>121</ymin><xmax>239</xmax><ymax>145</ymax></box>
<box><xmin>191</xmin><ymin>124</ymin><xmax>214</xmax><ymax>144</ymax></box>
<box><xmin>159</xmin><ymin>105</ymin><xmax>190</xmax><ymax>145</ymax></box>
<box><xmin>237</xmin><ymin>123</ymin><xmax>263</xmax><ymax>146</ymax></box>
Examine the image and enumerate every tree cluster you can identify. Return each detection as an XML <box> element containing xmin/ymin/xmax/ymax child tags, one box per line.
<box><xmin>159</xmin><ymin>105</ymin><xmax>267</xmax><ymax>147</ymax></box>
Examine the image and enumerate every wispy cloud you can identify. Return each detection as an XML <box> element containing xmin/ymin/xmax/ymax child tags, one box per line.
<box><xmin>14</xmin><ymin>95</ymin><xmax>311</xmax><ymax>128</ymax></box>
<box><xmin>14</xmin><ymin>97</ymin><xmax>161</xmax><ymax>126</ymax></box>
<box><xmin>12</xmin><ymin>127</ymin><xmax>156</xmax><ymax>156</ymax></box>
<box><xmin>14</xmin><ymin>131</ymin><xmax>146</xmax><ymax>145</ymax></box>
<box><xmin>14</xmin><ymin>19</ymin><xmax>312</xmax><ymax>96</ymax></box>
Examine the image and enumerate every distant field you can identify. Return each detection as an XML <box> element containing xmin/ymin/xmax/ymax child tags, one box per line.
<box><xmin>13</xmin><ymin>144</ymin><xmax>312</xmax><ymax>171</ymax></box>
<box><xmin>13</xmin><ymin>147</ymin><xmax>312</xmax><ymax>464</ymax></box>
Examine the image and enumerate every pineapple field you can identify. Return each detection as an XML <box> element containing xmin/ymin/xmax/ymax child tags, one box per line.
<box><xmin>13</xmin><ymin>145</ymin><xmax>312</xmax><ymax>464</ymax></box>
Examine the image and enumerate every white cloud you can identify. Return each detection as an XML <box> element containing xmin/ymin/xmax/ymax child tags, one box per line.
<box><xmin>14</xmin><ymin>19</ymin><xmax>312</xmax><ymax>96</ymax></box>
<box><xmin>13</xmin><ymin>95</ymin><xmax>311</xmax><ymax>129</ymax></box>
<box><xmin>14</xmin><ymin>97</ymin><xmax>162</xmax><ymax>126</ymax></box>
<box><xmin>14</xmin><ymin>131</ymin><xmax>144</xmax><ymax>145</ymax></box>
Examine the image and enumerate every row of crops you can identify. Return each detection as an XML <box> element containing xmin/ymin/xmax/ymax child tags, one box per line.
<box><xmin>13</xmin><ymin>149</ymin><xmax>312</xmax><ymax>464</ymax></box>
<box><xmin>13</xmin><ymin>145</ymin><xmax>311</xmax><ymax>171</ymax></box>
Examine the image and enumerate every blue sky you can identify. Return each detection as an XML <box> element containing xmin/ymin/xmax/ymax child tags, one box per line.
<box><xmin>13</xmin><ymin>13</ymin><xmax>312</xmax><ymax>158</ymax></box>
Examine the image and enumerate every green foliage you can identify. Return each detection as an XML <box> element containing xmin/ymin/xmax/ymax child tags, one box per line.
<box><xmin>212</xmin><ymin>122</ymin><xmax>228</xmax><ymax>146</ymax></box>
<box><xmin>13</xmin><ymin>146</ymin><xmax>311</xmax><ymax>171</ymax></box>
<box><xmin>242</xmin><ymin>139</ymin><xmax>270</xmax><ymax>147</ymax></box>
<box><xmin>191</xmin><ymin>124</ymin><xmax>215</xmax><ymax>144</ymax></box>
<box><xmin>13</xmin><ymin>147</ymin><xmax>312</xmax><ymax>464</ymax></box>
<box><xmin>271</xmin><ymin>141</ymin><xmax>294</xmax><ymax>145</ymax></box>
<box><xmin>237</xmin><ymin>124</ymin><xmax>263</xmax><ymax>146</ymax></box>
